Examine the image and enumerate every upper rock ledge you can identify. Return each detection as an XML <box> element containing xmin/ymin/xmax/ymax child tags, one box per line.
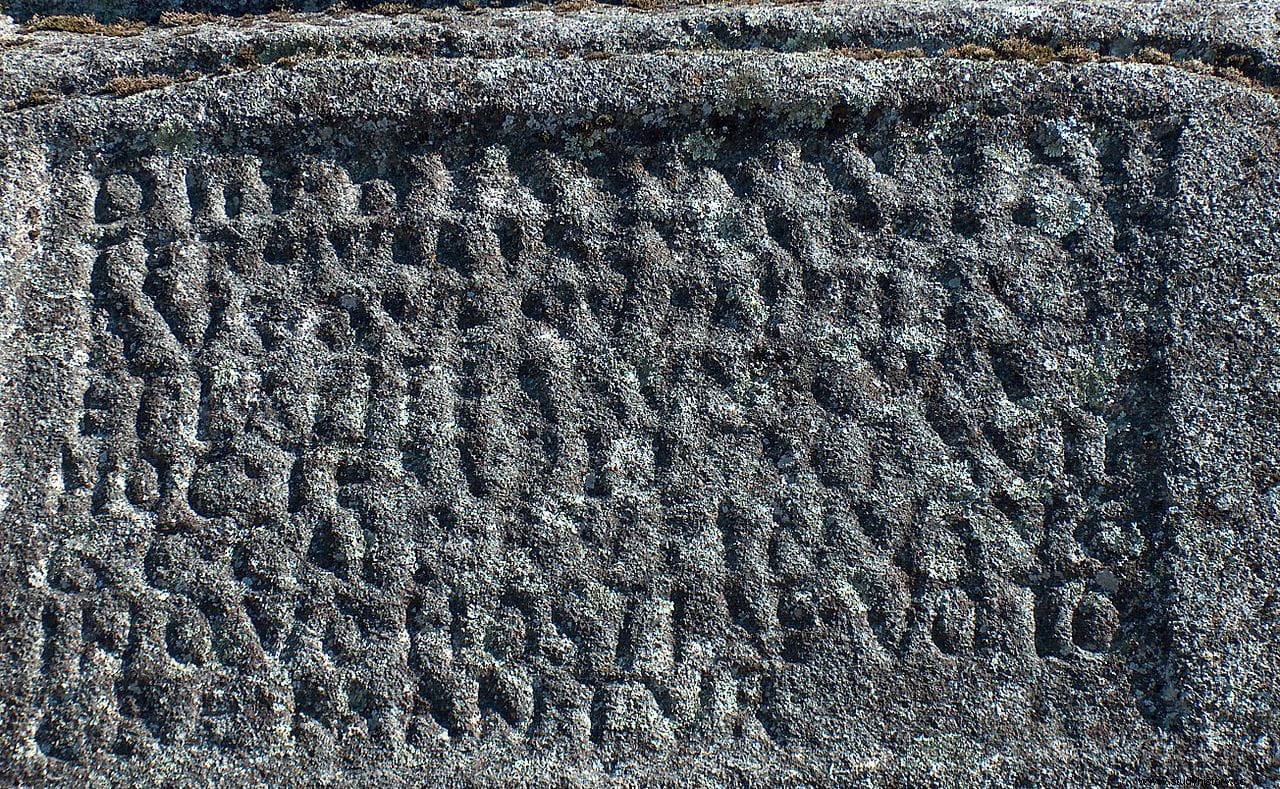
<box><xmin>2</xmin><ymin>0</ymin><xmax>1279</xmax><ymax>109</ymax></box>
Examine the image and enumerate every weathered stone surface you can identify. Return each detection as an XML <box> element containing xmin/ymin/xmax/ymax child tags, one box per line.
<box><xmin>1</xmin><ymin>3</ymin><xmax>1278</xmax><ymax>785</ymax></box>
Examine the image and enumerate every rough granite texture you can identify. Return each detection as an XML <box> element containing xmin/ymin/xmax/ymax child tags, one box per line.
<box><xmin>0</xmin><ymin>1</ymin><xmax>1278</xmax><ymax>786</ymax></box>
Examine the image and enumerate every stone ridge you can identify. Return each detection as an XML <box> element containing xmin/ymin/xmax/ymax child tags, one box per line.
<box><xmin>2</xmin><ymin>0</ymin><xmax>1279</xmax><ymax>110</ymax></box>
<box><xmin>1</xmin><ymin>0</ymin><xmax>1266</xmax><ymax>24</ymax></box>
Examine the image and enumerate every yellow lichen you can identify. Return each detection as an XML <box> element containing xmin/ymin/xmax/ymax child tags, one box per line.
<box><xmin>831</xmin><ymin>47</ymin><xmax>925</xmax><ymax>61</ymax></box>
<box><xmin>103</xmin><ymin>75</ymin><xmax>174</xmax><ymax>97</ymax></box>
<box><xmin>25</xmin><ymin>14</ymin><xmax>145</xmax><ymax>36</ymax></box>
<box><xmin>5</xmin><ymin>88</ymin><xmax>60</xmax><ymax>111</ymax></box>
<box><xmin>369</xmin><ymin>2</ymin><xmax>418</xmax><ymax>15</ymax></box>
<box><xmin>158</xmin><ymin>11</ymin><xmax>217</xmax><ymax>26</ymax></box>
<box><xmin>993</xmin><ymin>37</ymin><xmax>1058</xmax><ymax>64</ymax></box>
<box><xmin>235</xmin><ymin>44</ymin><xmax>259</xmax><ymax>67</ymax></box>
<box><xmin>946</xmin><ymin>43</ymin><xmax>998</xmax><ymax>60</ymax></box>
<box><xmin>1135</xmin><ymin>47</ymin><xmax>1172</xmax><ymax>65</ymax></box>
<box><xmin>1056</xmin><ymin>46</ymin><xmax>1098</xmax><ymax>64</ymax></box>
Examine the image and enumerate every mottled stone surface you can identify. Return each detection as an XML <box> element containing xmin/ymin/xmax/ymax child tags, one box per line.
<box><xmin>1</xmin><ymin>3</ymin><xmax>1278</xmax><ymax>785</ymax></box>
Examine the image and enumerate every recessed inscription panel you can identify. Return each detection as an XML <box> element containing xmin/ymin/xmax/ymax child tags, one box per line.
<box><xmin>30</xmin><ymin>103</ymin><xmax>1180</xmax><ymax>769</ymax></box>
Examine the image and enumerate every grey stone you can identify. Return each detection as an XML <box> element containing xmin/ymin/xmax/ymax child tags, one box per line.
<box><xmin>1</xmin><ymin>2</ymin><xmax>1278</xmax><ymax>786</ymax></box>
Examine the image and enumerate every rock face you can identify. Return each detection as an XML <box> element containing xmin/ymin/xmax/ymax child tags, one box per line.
<box><xmin>1</xmin><ymin>3</ymin><xmax>1278</xmax><ymax>785</ymax></box>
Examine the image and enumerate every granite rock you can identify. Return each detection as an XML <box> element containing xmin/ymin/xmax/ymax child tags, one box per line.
<box><xmin>1</xmin><ymin>2</ymin><xmax>1278</xmax><ymax>785</ymax></box>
